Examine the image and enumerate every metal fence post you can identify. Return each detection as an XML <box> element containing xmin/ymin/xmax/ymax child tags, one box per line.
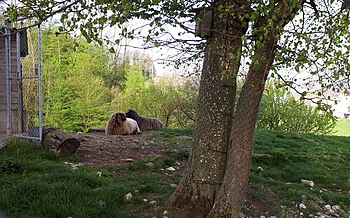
<box><xmin>38</xmin><ymin>24</ymin><xmax>43</xmax><ymax>141</ymax></box>
<box><xmin>5</xmin><ymin>18</ymin><xmax>12</xmax><ymax>136</ymax></box>
<box><xmin>16</xmin><ymin>31</ymin><xmax>23</xmax><ymax>133</ymax></box>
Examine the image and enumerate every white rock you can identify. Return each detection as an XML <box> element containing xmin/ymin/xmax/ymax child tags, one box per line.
<box><xmin>163</xmin><ymin>210</ymin><xmax>168</xmax><ymax>215</ymax></box>
<box><xmin>149</xmin><ymin>200</ymin><xmax>157</xmax><ymax>205</ymax></box>
<box><xmin>332</xmin><ymin>205</ymin><xmax>341</xmax><ymax>211</ymax></box>
<box><xmin>143</xmin><ymin>199</ymin><xmax>148</xmax><ymax>202</ymax></box>
<box><xmin>260</xmin><ymin>216</ymin><xmax>266</xmax><ymax>218</ymax></box>
<box><xmin>300</xmin><ymin>179</ymin><xmax>314</xmax><ymax>187</ymax></box>
<box><xmin>170</xmin><ymin>183</ymin><xmax>178</xmax><ymax>188</ymax></box>
<box><xmin>96</xmin><ymin>171</ymin><xmax>103</xmax><ymax>177</ymax></box>
<box><xmin>324</xmin><ymin>205</ymin><xmax>331</xmax><ymax>210</ymax></box>
<box><xmin>299</xmin><ymin>203</ymin><xmax>307</xmax><ymax>209</ymax></box>
<box><xmin>124</xmin><ymin>192</ymin><xmax>133</xmax><ymax>201</ymax></box>
<box><xmin>166</xmin><ymin>167</ymin><xmax>176</xmax><ymax>171</ymax></box>
<box><xmin>122</xmin><ymin>158</ymin><xmax>134</xmax><ymax>162</ymax></box>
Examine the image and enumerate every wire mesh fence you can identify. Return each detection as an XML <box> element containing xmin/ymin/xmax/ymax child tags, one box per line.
<box><xmin>0</xmin><ymin>20</ymin><xmax>42</xmax><ymax>141</ymax></box>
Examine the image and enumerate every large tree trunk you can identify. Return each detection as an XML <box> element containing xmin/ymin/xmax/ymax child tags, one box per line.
<box><xmin>167</xmin><ymin>1</ymin><xmax>248</xmax><ymax>216</ymax></box>
<box><xmin>207</xmin><ymin>31</ymin><xmax>277</xmax><ymax>218</ymax></box>
<box><xmin>207</xmin><ymin>1</ymin><xmax>303</xmax><ymax>217</ymax></box>
<box><xmin>169</xmin><ymin>1</ymin><xmax>303</xmax><ymax>217</ymax></box>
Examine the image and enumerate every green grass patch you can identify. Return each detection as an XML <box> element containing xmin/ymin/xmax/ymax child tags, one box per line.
<box><xmin>333</xmin><ymin>118</ymin><xmax>350</xmax><ymax>136</ymax></box>
<box><xmin>0</xmin><ymin>139</ymin><xmax>172</xmax><ymax>218</ymax></box>
<box><xmin>1</xmin><ymin>129</ymin><xmax>349</xmax><ymax>217</ymax></box>
<box><xmin>252</xmin><ymin>130</ymin><xmax>350</xmax><ymax>216</ymax></box>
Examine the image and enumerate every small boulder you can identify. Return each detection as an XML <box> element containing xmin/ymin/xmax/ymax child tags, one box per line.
<box><xmin>166</xmin><ymin>167</ymin><xmax>176</xmax><ymax>171</ymax></box>
<box><xmin>124</xmin><ymin>192</ymin><xmax>133</xmax><ymax>201</ymax></box>
<box><xmin>300</xmin><ymin>179</ymin><xmax>314</xmax><ymax>187</ymax></box>
<box><xmin>149</xmin><ymin>200</ymin><xmax>157</xmax><ymax>205</ymax></box>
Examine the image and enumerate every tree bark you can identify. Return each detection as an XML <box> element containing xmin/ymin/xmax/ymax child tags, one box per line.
<box><xmin>167</xmin><ymin>1</ymin><xmax>248</xmax><ymax>215</ymax></box>
<box><xmin>42</xmin><ymin>127</ymin><xmax>80</xmax><ymax>157</ymax></box>
<box><xmin>207</xmin><ymin>1</ymin><xmax>303</xmax><ymax>217</ymax></box>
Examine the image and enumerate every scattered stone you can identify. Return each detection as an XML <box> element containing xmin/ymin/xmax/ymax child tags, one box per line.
<box><xmin>324</xmin><ymin>205</ymin><xmax>331</xmax><ymax>210</ymax></box>
<box><xmin>300</xmin><ymin>179</ymin><xmax>314</xmax><ymax>187</ymax></box>
<box><xmin>96</xmin><ymin>171</ymin><xmax>103</xmax><ymax>177</ymax></box>
<box><xmin>98</xmin><ymin>200</ymin><xmax>106</xmax><ymax>208</ymax></box>
<box><xmin>149</xmin><ymin>200</ymin><xmax>157</xmax><ymax>205</ymax></box>
<box><xmin>163</xmin><ymin>210</ymin><xmax>168</xmax><ymax>215</ymax></box>
<box><xmin>260</xmin><ymin>216</ymin><xmax>266</xmax><ymax>218</ymax></box>
<box><xmin>122</xmin><ymin>158</ymin><xmax>134</xmax><ymax>162</ymax></box>
<box><xmin>166</xmin><ymin>167</ymin><xmax>176</xmax><ymax>171</ymax></box>
<box><xmin>332</xmin><ymin>205</ymin><xmax>341</xmax><ymax>211</ymax></box>
<box><xmin>146</xmin><ymin>162</ymin><xmax>155</xmax><ymax>168</ymax></box>
<box><xmin>143</xmin><ymin>199</ymin><xmax>148</xmax><ymax>202</ymax></box>
<box><xmin>170</xmin><ymin>183</ymin><xmax>177</xmax><ymax>188</ymax></box>
<box><xmin>328</xmin><ymin>209</ymin><xmax>335</xmax><ymax>215</ymax></box>
<box><xmin>299</xmin><ymin>203</ymin><xmax>307</xmax><ymax>209</ymax></box>
<box><xmin>65</xmin><ymin>162</ymin><xmax>84</xmax><ymax>170</ymax></box>
<box><xmin>124</xmin><ymin>192</ymin><xmax>133</xmax><ymax>201</ymax></box>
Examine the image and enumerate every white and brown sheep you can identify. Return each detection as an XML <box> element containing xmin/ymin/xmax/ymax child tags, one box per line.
<box><xmin>105</xmin><ymin>112</ymin><xmax>141</xmax><ymax>135</ymax></box>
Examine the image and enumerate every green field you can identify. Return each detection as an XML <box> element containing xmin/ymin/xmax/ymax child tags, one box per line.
<box><xmin>0</xmin><ymin>129</ymin><xmax>349</xmax><ymax>217</ymax></box>
<box><xmin>333</xmin><ymin>118</ymin><xmax>350</xmax><ymax>136</ymax></box>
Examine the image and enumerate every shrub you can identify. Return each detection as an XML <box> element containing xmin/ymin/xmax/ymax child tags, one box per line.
<box><xmin>257</xmin><ymin>84</ymin><xmax>336</xmax><ymax>134</ymax></box>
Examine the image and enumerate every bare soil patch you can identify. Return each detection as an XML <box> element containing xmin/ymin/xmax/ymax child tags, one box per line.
<box><xmin>73</xmin><ymin>131</ymin><xmax>280</xmax><ymax>217</ymax></box>
<box><xmin>75</xmin><ymin>131</ymin><xmax>178</xmax><ymax>168</ymax></box>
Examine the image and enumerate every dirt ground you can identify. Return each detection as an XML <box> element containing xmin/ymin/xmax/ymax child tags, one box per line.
<box><xmin>73</xmin><ymin>131</ymin><xmax>280</xmax><ymax>218</ymax></box>
<box><xmin>75</xmin><ymin>131</ymin><xmax>190</xmax><ymax>168</ymax></box>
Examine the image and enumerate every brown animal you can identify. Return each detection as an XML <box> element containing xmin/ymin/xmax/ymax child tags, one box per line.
<box><xmin>125</xmin><ymin>109</ymin><xmax>164</xmax><ymax>131</ymax></box>
<box><xmin>105</xmin><ymin>112</ymin><xmax>141</xmax><ymax>135</ymax></box>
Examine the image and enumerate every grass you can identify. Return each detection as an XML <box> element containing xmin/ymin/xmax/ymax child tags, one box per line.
<box><xmin>251</xmin><ymin>130</ymin><xmax>350</xmax><ymax>216</ymax></box>
<box><xmin>0</xmin><ymin>138</ymin><xmax>180</xmax><ymax>218</ymax></box>
<box><xmin>333</xmin><ymin>118</ymin><xmax>350</xmax><ymax>136</ymax></box>
<box><xmin>0</xmin><ymin>128</ymin><xmax>349</xmax><ymax>217</ymax></box>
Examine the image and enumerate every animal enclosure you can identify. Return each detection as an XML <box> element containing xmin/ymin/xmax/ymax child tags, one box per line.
<box><xmin>0</xmin><ymin>19</ymin><xmax>43</xmax><ymax>140</ymax></box>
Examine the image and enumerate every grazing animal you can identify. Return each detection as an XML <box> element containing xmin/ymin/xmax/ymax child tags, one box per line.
<box><xmin>125</xmin><ymin>109</ymin><xmax>164</xmax><ymax>131</ymax></box>
<box><xmin>105</xmin><ymin>112</ymin><xmax>141</xmax><ymax>135</ymax></box>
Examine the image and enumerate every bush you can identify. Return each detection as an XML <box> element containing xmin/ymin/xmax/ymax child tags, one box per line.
<box><xmin>257</xmin><ymin>84</ymin><xmax>336</xmax><ymax>134</ymax></box>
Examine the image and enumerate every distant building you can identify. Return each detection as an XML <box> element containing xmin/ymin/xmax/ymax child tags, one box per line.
<box><xmin>323</xmin><ymin>90</ymin><xmax>350</xmax><ymax>119</ymax></box>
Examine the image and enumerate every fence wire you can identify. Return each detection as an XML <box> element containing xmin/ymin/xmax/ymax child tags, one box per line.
<box><xmin>0</xmin><ymin>20</ymin><xmax>42</xmax><ymax>141</ymax></box>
